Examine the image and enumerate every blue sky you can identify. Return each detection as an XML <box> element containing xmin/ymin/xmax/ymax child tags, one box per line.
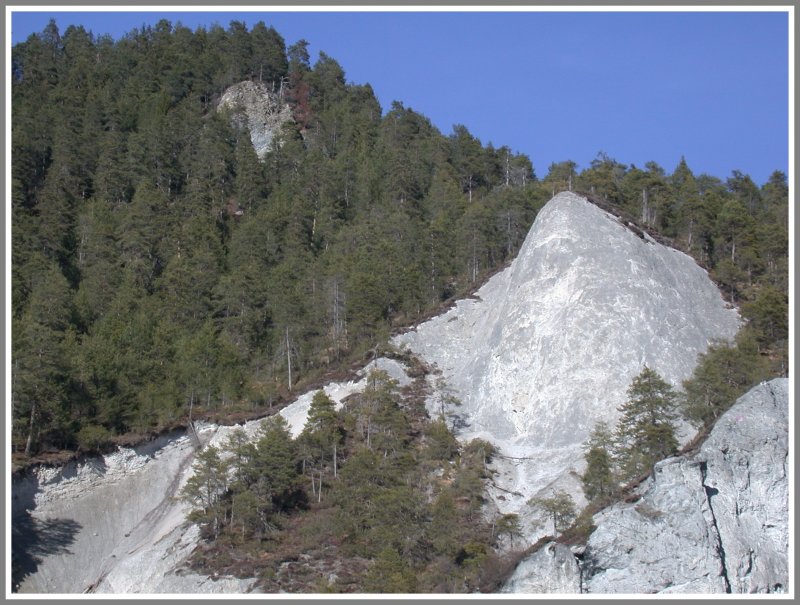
<box><xmin>9</xmin><ymin>9</ymin><xmax>790</xmax><ymax>185</ymax></box>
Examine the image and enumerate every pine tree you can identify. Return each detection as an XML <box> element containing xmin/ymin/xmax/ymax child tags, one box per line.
<box><xmin>682</xmin><ymin>334</ymin><xmax>769</xmax><ymax>426</ymax></box>
<box><xmin>527</xmin><ymin>491</ymin><xmax>576</xmax><ymax>536</ymax></box>
<box><xmin>581</xmin><ymin>421</ymin><xmax>616</xmax><ymax>502</ymax></box>
<box><xmin>181</xmin><ymin>445</ymin><xmax>229</xmax><ymax>539</ymax></box>
<box><xmin>302</xmin><ymin>390</ymin><xmax>342</xmax><ymax>483</ymax></box>
<box><xmin>615</xmin><ymin>367</ymin><xmax>679</xmax><ymax>480</ymax></box>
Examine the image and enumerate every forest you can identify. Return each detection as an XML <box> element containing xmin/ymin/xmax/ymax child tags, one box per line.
<box><xmin>11</xmin><ymin>19</ymin><xmax>788</xmax><ymax>465</ymax></box>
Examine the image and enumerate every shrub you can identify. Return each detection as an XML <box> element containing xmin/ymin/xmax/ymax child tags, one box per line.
<box><xmin>76</xmin><ymin>424</ymin><xmax>113</xmax><ymax>453</ymax></box>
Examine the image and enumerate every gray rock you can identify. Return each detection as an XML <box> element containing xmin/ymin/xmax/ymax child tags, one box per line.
<box><xmin>217</xmin><ymin>81</ymin><xmax>293</xmax><ymax>160</ymax></box>
<box><xmin>696</xmin><ymin>378</ymin><xmax>789</xmax><ymax>594</ymax></box>
<box><xmin>582</xmin><ymin>379</ymin><xmax>788</xmax><ymax>594</ymax></box>
<box><xmin>14</xmin><ymin>432</ymin><xmax>199</xmax><ymax>593</ymax></box>
<box><xmin>502</xmin><ymin>542</ymin><xmax>581</xmax><ymax>593</ymax></box>
<box><xmin>395</xmin><ymin>192</ymin><xmax>740</xmax><ymax>520</ymax></box>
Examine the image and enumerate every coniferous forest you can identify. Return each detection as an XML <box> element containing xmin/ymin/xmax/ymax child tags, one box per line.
<box><xmin>11</xmin><ymin>19</ymin><xmax>788</xmax><ymax>461</ymax></box>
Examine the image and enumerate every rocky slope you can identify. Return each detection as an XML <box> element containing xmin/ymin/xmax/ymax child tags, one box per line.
<box><xmin>504</xmin><ymin>378</ymin><xmax>789</xmax><ymax>594</ymax></box>
<box><xmin>217</xmin><ymin>80</ymin><xmax>293</xmax><ymax>160</ymax></box>
<box><xmin>12</xmin><ymin>192</ymin><xmax>753</xmax><ymax>594</ymax></box>
<box><xmin>12</xmin><ymin>359</ymin><xmax>409</xmax><ymax>594</ymax></box>
<box><xmin>395</xmin><ymin>191</ymin><xmax>740</xmax><ymax>528</ymax></box>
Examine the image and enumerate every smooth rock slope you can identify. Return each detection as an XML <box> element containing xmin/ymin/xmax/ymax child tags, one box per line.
<box><xmin>395</xmin><ymin>191</ymin><xmax>740</xmax><ymax>521</ymax></box>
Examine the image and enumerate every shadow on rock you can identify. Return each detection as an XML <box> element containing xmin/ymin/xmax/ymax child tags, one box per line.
<box><xmin>12</xmin><ymin>513</ymin><xmax>82</xmax><ymax>592</ymax></box>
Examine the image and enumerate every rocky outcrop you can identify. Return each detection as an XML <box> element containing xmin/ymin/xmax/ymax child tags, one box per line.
<box><xmin>583</xmin><ymin>378</ymin><xmax>789</xmax><ymax>594</ymax></box>
<box><xmin>395</xmin><ymin>192</ymin><xmax>740</xmax><ymax>526</ymax></box>
<box><xmin>13</xmin><ymin>431</ymin><xmax>199</xmax><ymax>593</ymax></box>
<box><xmin>504</xmin><ymin>379</ymin><xmax>788</xmax><ymax>594</ymax></box>
<box><xmin>217</xmin><ymin>80</ymin><xmax>293</xmax><ymax>160</ymax></box>
<box><xmin>502</xmin><ymin>542</ymin><xmax>581</xmax><ymax>594</ymax></box>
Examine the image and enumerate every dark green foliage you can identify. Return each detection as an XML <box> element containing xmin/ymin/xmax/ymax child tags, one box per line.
<box><xmin>614</xmin><ymin>367</ymin><xmax>679</xmax><ymax>480</ymax></box>
<box><xmin>181</xmin><ymin>415</ymin><xmax>304</xmax><ymax>542</ymax></box>
<box><xmin>181</xmin><ymin>445</ymin><xmax>229</xmax><ymax>539</ymax></box>
<box><xmin>527</xmin><ymin>491</ymin><xmax>577</xmax><ymax>536</ymax></box>
<box><xmin>742</xmin><ymin>286</ymin><xmax>788</xmax><ymax>347</ymax></box>
<box><xmin>11</xmin><ymin>20</ymin><xmax>544</xmax><ymax>455</ymax></box>
<box><xmin>363</xmin><ymin>547</ymin><xmax>418</xmax><ymax>593</ymax></box>
<box><xmin>178</xmin><ymin>366</ymin><xmax>508</xmax><ymax>593</ymax></box>
<box><xmin>423</xmin><ymin>419</ymin><xmax>460</xmax><ymax>461</ymax></box>
<box><xmin>682</xmin><ymin>333</ymin><xmax>770</xmax><ymax>427</ymax></box>
<box><xmin>75</xmin><ymin>424</ymin><xmax>113</xmax><ymax>452</ymax></box>
<box><xmin>494</xmin><ymin>513</ymin><xmax>522</xmax><ymax>547</ymax></box>
<box><xmin>581</xmin><ymin>421</ymin><xmax>617</xmax><ymax>502</ymax></box>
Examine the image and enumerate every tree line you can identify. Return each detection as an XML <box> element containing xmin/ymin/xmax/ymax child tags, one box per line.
<box><xmin>11</xmin><ymin>19</ymin><xmax>787</xmax><ymax>459</ymax></box>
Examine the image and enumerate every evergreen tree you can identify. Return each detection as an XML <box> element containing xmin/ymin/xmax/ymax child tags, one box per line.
<box><xmin>363</xmin><ymin>547</ymin><xmax>418</xmax><ymax>593</ymax></box>
<box><xmin>581</xmin><ymin>421</ymin><xmax>616</xmax><ymax>502</ymax></box>
<box><xmin>494</xmin><ymin>513</ymin><xmax>522</xmax><ymax>547</ymax></box>
<box><xmin>181</xmin><ymin>445</ymin><xmax>229</xmax><ymax>539</ymax></box>
<box><xmin>682</xmin><ymin>334</ymin><xmax>770</xmax><ymax>426</ymax></box>
<box><xmin>527</xmin><ymin>491</ymin><xmax>576</xmax><ymax>536</ymax></box>
<box><xmin>614</xmin><ymin>367</ymin><xmax>679</xmax><ymax>480</ymax></box>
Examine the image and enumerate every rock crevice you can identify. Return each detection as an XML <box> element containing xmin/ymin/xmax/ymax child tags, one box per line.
<box><xmin>577</xmin><ymin>378</ymin><xmax>789</xmax><ymax>594</ymax></box>
<box><xmin>699</xmin><ymin>460</ymin><xmax>732</xmax><ymax>593</ymax></box>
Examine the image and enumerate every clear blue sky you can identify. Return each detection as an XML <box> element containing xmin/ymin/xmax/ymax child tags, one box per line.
<box><xmin>9</xmin><ymin>9</ymin><xmax>790</xmax><ymax>185</ymax></box>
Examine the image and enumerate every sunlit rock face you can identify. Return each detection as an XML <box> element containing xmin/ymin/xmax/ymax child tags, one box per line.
<box><xmin>582</xmin><ymin>378</ymin><xmax>789</xmax><ymax>594</ymax></box>
<box><xmin>502</xmin><ymin>379</ymin><xmax>789</xmax><ymax>594</ymax></box>
<box><xmin>501</xmin><ymin>542</ymin><xmax>581</xmax><ymax>594</ymax></box>
<box><xmin>395</xmin><ymin>191</ymin><xmax>740</xmax><ymax>520</ymax></box>
<box><xmin>218</xmin><ymin>80</ymin><xmax>293</xmax><ymax>160</ymax></box>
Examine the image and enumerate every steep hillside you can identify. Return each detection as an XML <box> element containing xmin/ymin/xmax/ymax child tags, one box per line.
<box><xmin>395</xmin><ymin>191</ymin><xmax>740</xmax><ymax>524</ymax></box>
<box><xmin>13</xmin><ymin>359</ymin><xmax>410</xmax><ymax>593</ymax></box>
<box><xmin>504</xmin><ymin>378</ymin><xmax>789</xmax><ymax>594</ymax></box>
<box><xmin>11</xmin><ymin>192</ymin><xmax>781</xmax><ymax>595</ymax></box>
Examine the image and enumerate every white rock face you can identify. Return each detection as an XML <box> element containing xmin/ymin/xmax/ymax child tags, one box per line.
<box><xmin>582</xmin><ymin>378</ymin><xmax>789</xmax><ymax>594</ymax></box>
<box><xmin>394</xmin><ymin>192</ymin><xmax>740</xmax><ymax>524</ymax></box>
<box><xmin>217</xmin><ymin>80</ymin><xmax>293</xmax><ymax>160</ymax></box>
<box><xmin>502</xmin><ymin>543</ymin><xmax>581</xmax><ymax>594</ymax></box>
<box><xmin>13</xmin><ymin>358</ymin><xmax>410</xmax><ymax>594</ymax></box>
<box><xmin>12</xmin><ymin>430</ymin><xmax>235</xmax><ymax>594</ymax></box>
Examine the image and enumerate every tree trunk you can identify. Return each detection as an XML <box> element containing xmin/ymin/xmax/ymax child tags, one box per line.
<box><xmin>25</xmin><ymin>400</ymin><xmax>37</xmax><ymax>456</ymax></box>
<box><xmin>286</xmin><ymin>326</ymin><xmax>292</xmax><ymax>391</ymax></box>
<box><xmin>641</xmin><ymin>188</ymin><xmax>648</xmax><ymax>225</ymax></box>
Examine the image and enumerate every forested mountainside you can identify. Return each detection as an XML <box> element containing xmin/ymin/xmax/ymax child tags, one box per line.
<box><xmin>11</xmin><ymin>19</ymin><xmax>788</xmax><ymax>461</ymax></box>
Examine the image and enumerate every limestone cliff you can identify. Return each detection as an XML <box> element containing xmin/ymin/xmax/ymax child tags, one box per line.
<box><xmin>504</xmin><ymin>379</ymin><xmax>789</xmax><ymax>594</ymax></box>
<box><xmin>395</xmin><ymin>191</ymin><xmax>740</xmax><ymax>524</ymax></box>
<box><xmin>583</xmin><ymin>378</ymin><xmax>789</xmax><ymax>594</ymax></box>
